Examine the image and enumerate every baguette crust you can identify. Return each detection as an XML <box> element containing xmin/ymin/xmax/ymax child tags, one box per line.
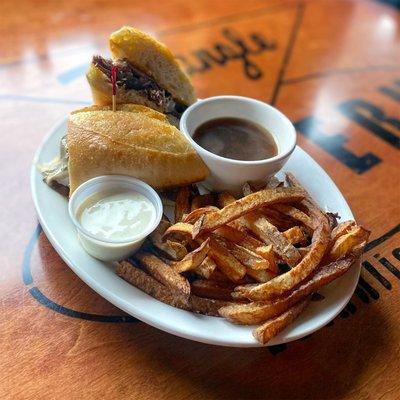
<box><xmin>109</xmin><ymin>26</ymin><xmax>196</xmax><ymax>106</ymax></box>
<box><xmin>67</xmin><ymin>104</ymin><xmax>209</xmax><ymax>193</ymax></box>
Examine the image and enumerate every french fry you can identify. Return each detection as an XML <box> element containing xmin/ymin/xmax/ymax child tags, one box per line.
<box><xmin>163</xmin><ymin>222</ymin><xmax>193</xmax><ymax>242</ymax></box>
<box><xmin>116</xmin><ymin>261</ymin><xmax>190</xmax><ymax>309</ymax></box>
<box><xmin>237</xmin><ymin>212</ymin><xmax>330</xmax><ymax>301</ymax></box>
<box><xmin>191</xmin><ymin>279</ymin><xmax>234</xmax><ymax>301</ymax></box>
<box><xmin>252</xmin><ymin>297</ymin><xmax>311</xmax><ymax>344</ymax></box>
<box><xmin>135</xmin><ymin>252</ymin><xmax>190</xmax><ymax>296</ymax></box>
<box><xmin>216</xmin><ymin>225</ymin><xmax>274</xmax><ymax>258</ymax></box>
<box><xmin>283</xmin><ymin>226</ymin><xmax>306</xmax><ymax>245</ymax></box>
<box><xmin>208</xmin><ymin>236</ymin><xmax>247</xmax><ymax>281</ymax></box>
<box><xmin>191</xmin><ymin>193</ymin><xmax>216</xmax><ymax>211</ymax></box>
<box><xmin>272</xmin><ymin>204</ymin><xmax>316</xmax><ymax>230</ymax></box>
<box><xmin>265</xmin><ymin>176</ymin><xmax>283</xmax><ymax>188</ymax></box>
<box><xmin>217</xmin><ymin>192</ymin><xmax>236</xmax><ymax>208</ymax></box>
<box><xmin>260</xmin><ymin>208</ymin><xmax>296</xmax><ymax>231</ymax></box>
<box><xmin>327</xmin><ymin>226</ymin><xmax>370</xmax><ymax>262</ymax></box>
<box><xmin>150</xmin><ymin>220</ymin><xmax>188</xmax><ymax>260</ymax></box>
<box><xmin>215</xmin><ymin>224</ymin><xmax>248</xmax><ymax>243</ymax></box>
<box><xmin>175</xmin><ymin>186</ymin><xmax>191</xmax><ymax>222</ymax></box>
<box><xmin>217</xmin><ymin>193</ymin><xmax>301</xmax><ymax>266</ymax></box>
<box><xmin>331</xmin><ymin>220</ymin><xmax>356</xmax><ymax>242</ymax></box>
<box><xmin>298</xmin><ymin>247</ymin><xmax>310</xmax><ymax>258</ymax></box>
<box><xmin>253</xmin><ymin>244</ymin><xmax>278</xmax><ymax>273</ymax></box>
<box><xmin>243</xmin><ymin>212</ymin><xmax>301</xmax><ymax>267</ymax></box>
<box><xmin>189</xmin><ymin>296</ymin><xmax>235</xmax><ymax>316</ymax></box>
<box><xmin>211</xmin><ymin>233</ymin><xmax>270</xmax><ymax>270</ymax></box>
<box><xmin>193</xmin><ymin>256</ymin><xmax>217</xmax><ymax>279</ymax></box>
<box><xmin>183</xmin><ymin>206</ymin><xmax>219</xmax><ymax>224</ymax></box>
<box><xmin>172</xmin><ymin>238</ymin><xmax>210</xmax><ymax>273</ymax></box>
<box><xmin>193</xmin><ymin>187</ymin><xmax>305</xmax><ymax>238</ymax></box>
<box><xmin>221</xmin><ymin>255</ymin><xmax>358</xmax><ymax>324</ymax></box>
<box><xmin>246</xmin><ymin>267</ymin><xmax>276</xmax><ymax>283</ymax></box>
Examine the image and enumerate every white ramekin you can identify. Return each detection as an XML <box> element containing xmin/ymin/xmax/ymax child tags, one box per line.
<box><xmin>68</xmin><ymin>175</ymin><xmax>163</xmax><ymax>262</ymax></box>
<box><xmin>180</xmin><ymin>96</ymin><xmax>297</xmax><ymax>194</ymax></box>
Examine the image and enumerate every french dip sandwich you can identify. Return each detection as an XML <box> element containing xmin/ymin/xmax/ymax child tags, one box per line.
<box><xmin>41</xmin><ymin>27</ymin><xmax>209</xmax><ymax>194</ymax></box>
<box><xmin>67</xmin><ymin>104</ymin><xmax>208</xmax><ymax>193</ymax></box>
<box><xmin>87</xmin><ymin>26</ymin><xmax>196</xmax><ymax>124</ymax></box>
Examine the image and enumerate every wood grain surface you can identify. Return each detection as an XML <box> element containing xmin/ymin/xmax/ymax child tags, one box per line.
<box><xmin>0</xmin><ymin>0</ymin><xmax>399</xmax><ymax>399</ymax></box>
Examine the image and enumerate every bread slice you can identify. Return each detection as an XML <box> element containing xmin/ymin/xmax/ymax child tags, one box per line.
<box><xmin>67</xmin><ymin>104</ymin><xmax>209</xmax><ymax>193</ymax></box>
<box><xmin>86</xmin><ymin>62</ymin><xmax>180</xmax><ymax>127</ymax></box>
<box><xmin>109</xmin><ymin>26</ymin><xmax>196</xmax><ymax>106</ymax></box>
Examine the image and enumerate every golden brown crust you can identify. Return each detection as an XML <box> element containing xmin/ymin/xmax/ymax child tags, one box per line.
<box><xmin>109</xmin><ymin>26</ymin><xmax>196</xmax><ymax>105</ymax></box>
<box><xmin>67</xmin><ymin>105</ymin><xmax>209</xmax><ymax>193</ymax></box>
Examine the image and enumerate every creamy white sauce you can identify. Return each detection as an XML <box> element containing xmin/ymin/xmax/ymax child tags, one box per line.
<box><xmin>77</xmin><ymin>189</ymin><xmax>156</xmax><ymax>241</ymax></box>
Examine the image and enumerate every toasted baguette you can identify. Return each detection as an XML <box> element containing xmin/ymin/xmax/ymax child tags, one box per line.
<box><xmin>67</xmin><ymin>104</ymin><xmax>209</xmax><ymax>193</ymax></box>
<box><xmin>109</xmin><ymin>26</ymin><xmax>195</xmax><ymax>106</ymax></box>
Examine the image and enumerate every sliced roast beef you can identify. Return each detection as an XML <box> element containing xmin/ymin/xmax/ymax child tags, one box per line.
<box><xmin>92</xmin><ymin>56</ymin><xmax>187</xmax><ymax>119</ymax></box>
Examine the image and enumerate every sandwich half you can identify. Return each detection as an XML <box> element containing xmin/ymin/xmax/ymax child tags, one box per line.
<box><xmin>67</xmin><ymin>104</ymin><xmax>209</xmax><ymax>193</ymax></box>
<box><xmin>87</xmin><ymin>27</ymin><xmax>195</xmax><ymax>124</ymax></box>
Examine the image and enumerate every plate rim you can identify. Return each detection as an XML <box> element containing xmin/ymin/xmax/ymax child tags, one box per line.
<box><xmin>30</xmin><ymin>116</ymin><xmax>360</xmax><ymax>347</ymax></box>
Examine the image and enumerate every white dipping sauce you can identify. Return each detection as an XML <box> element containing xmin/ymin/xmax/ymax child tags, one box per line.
<box><xmin>77</xmin><ymin>189</ymin><xmax>156</xmax><ymax>241</ymax></box>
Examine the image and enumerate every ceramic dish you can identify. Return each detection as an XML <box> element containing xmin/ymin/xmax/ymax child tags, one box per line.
<box><xmin>31</xmin><ymin>118</ymin><xmax>359</xmax><ymax>347</ymax></box>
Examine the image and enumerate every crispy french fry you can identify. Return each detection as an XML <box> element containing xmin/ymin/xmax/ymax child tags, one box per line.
<box><xmin>246</xmin><ymin>267</ymin><xmax>276</xmax><ymax>283</ymax></box>
<box><xmin>208</xmin><ymin>236</ymin><xmax>247</xmax><ymax>281</ymax></box>
<box><xmin>116</xmin><ymin>261</ymin><xmax>190</xmax><ymax>309</ymax></box>
<box><xmin>163</xmin><ymin>222</ymin><xmax>193</xmax><ymax>242</ymax></box>
<box><xmin>331</xmin><ymin>220</ymin><xmax>356</xmax><ymax>242</ymax></box>
<box><xmin>175</xmin><ymin>186</ymin><xmax>191</xmax><ymax>222</ymax></box>
<box><xmin>215</xmin><ymin>225</ymin><xmax>247</xmax><ymax>243</ymax></box>
<box><xmin>222</xmin><ymin>255</ymin><xmax>358</xmax><ymax>324</ymax></box>
<box><xmin>117</xmin><ymin>262</ymin><xmax>233</xmax><ymax>316</ymax></box>
<box><xmin>172</xmin><ymin>238</ymin><xmax>210</xmax><ymax>273</ymax></box>
<box><xmin>327</xmin><ymin>226</ymin><xmax>370</xmax><ymax>262</ymax></box>
<box><xmin>217</xmin><ymin>192</ymin><xmax>236</xmax><ymax>208</ymax></box>
<box><xmin>193</xmin><ymin>256</ymin><xmax>217</xmax><ymax>279</ymax></box>
<box><xmin>211</xmin><ymin>233</ymin><xmax>270</xmax><ymax>270</ymax></box>
<box><xmin>253</xmin><ymin>244</ymin><xmax>278</xmax><ymax>273</ymax></box>
<box><xmin>183</xmin><ymin>206</ymin><xmax>219</xmax><ymax>224</ymax></box>
<box><xmin>265</xmin><ymin>176</ymin><xmax>283</xmax><ymax>188</ymax></box>
<box><xmin>215</xmin><ymin>224</ymin><xmax>264</xmax><ymax>249</ymax></box>
<box><xmin>150</xmin><ymin>220</ymin><xmax>188</xmax><ymax>260</ymax></box>
<box><xmin>298</xmin><ymin>247</ymin><xmax>310</xmax><ymax>258</ymax></box>
<box><xmin>243</xmin><ymin>212</ymin><xmax>301</xmax><ymax>267</ymax></box>
<box><xmin>238</xmin><ymin>211</ymin><xmax>330</xmax><ymax>301</ymax></box>
<box><xmin>283</xmin><ymin>226</ymin><xmax>306</xmax><ymax>245</ymax></box>
<box><xmin>191</xmin><ymin>279</ymin><xmax>234</xmax><ymax>301</ymax></box>
<box><xmin>191</xmin><ymin>193</ymin><xmax>216</xmax><ymax>211</ymax></box>
<box><xmin>217</xmin><ymin>193</ymin><xmax>301</xmax><ymax>266</ymax></box>
<box><xmin>272</xmin><ymin>204</ymin><xmax>316</xmax><ymax>230</ymax></box>
<box><xmin>252</xmin><ymin>297</ymin><xmax>311</xmax><ymax>344</ymax></box>
<box><xmin>135</xmin><ymin>252</ymin><xmax>190</xmax><ymax>296</ymax></box>
<box><xmin>260</xmin><ymin>208</ymin><xmax>296</xmax><ymax>231</ymax></box>
<box><xmin>189</xmin><ymin>296</ymin><xmax>235</xmax><ymax>316</ymax></box>
<box><xmin>193</xmin><ymin>187</ymin><xmax>305</xmax><ymax>238</ymax></box>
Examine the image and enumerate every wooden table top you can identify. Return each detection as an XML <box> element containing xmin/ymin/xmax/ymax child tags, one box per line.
<box><xmin>1</xmin><ymin>0</ymin><xmax>399</xmax><ymax>399</ymax></box>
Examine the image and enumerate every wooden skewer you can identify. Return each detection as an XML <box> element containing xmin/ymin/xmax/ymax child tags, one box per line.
<box><xmin>111</xmin><ymin>65</ymin><xmax>117</xmax><ymax>111</ymax></box>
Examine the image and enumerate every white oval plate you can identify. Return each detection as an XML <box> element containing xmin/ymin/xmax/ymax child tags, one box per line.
<box><xmin>31</xmin><ymin>118</ymin><xmax>359</xmax><ymax>347</ymax></box>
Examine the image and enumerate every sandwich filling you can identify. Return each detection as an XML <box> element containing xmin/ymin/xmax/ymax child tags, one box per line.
<box><xmin>93</xmin><ymin>56</ymin><xmax>187</xmax><ymax>119</ymax></box>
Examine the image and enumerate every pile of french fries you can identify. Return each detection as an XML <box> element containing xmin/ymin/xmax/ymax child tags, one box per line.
<box><xmin>117</xmin><ymin>173</ymin><xmax>370</xmax><ymax>344</ymax></box>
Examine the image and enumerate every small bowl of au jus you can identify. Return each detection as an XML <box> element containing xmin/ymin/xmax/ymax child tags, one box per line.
<box><xmin>180</xmin><ymin>96</ymin><xmax>297</xmax><ymax>194</ymax></box>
